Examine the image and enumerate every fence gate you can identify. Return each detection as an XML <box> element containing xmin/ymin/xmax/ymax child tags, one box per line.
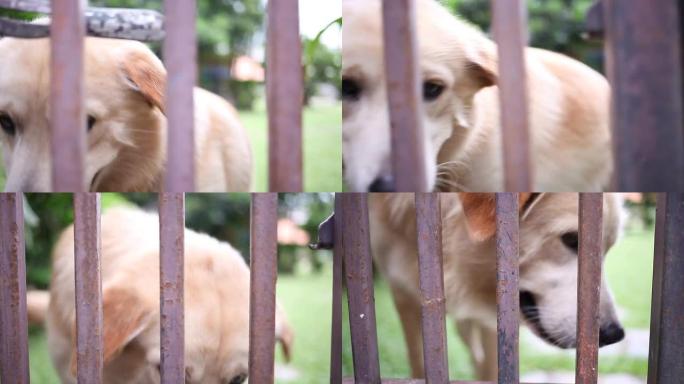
<box><xmin>333</xmin><ymin>193</ymin><xmax>684</xmax><ymax>384</ymax></box>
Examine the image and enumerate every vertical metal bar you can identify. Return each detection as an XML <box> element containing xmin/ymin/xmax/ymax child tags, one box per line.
<box><xmin>382</xmin><ymin>0</ymin><xmax>427</xmax><ymax>192</ymax></box>
<box><xmin>73</xmin><ymin>193</ymin><xmax>102</xmax><ymax>382</ymax></box>
<box><xmin>267</xmin><ymin>0</ymin><xmax>303</xmax><ymax>192</ymax></box>
<box><xmin>50</xmin><ymin>0</ymin><xmax>85</xmax><ymax>191</ymax></box>
<box><xmin>495</xmin><ymin>193</ymin><xmax>519</xmax><ymax>383</ymax></box>
<box><xmin>491</xmin><ymin>0</ymin><xmax>532</xmax><ymax>191</ymax></box>
<box><xmin>415</xmin><ymin>193</ymin><xmax>449</xmax><ymax>383</ymax></box>
<box><xmin>604</xmin><ymin>0</ymin><xmax>684</xmax><ymax>190</ymax></box>
<box><xmin>339</xmin><ymin>193</ymin><xmax>380</xmax><ymax>383</ymax></box>
<box><xmin>163</xmin><ymin>0</ymin><xmax>196</xmax><ymax>192</ymax></box>
<box><xmin>575</xmin><ymin>193</ymin><xmax>604</xmax><ymax>384</ymax></box>
<box><xmin>0</xmin><ymin>193</ymin><xmax>29</xmax><ymax>384</ymax></box>
<box><xmin>159</xmin><ymin>193</ymin><xmax>185</xmax><ymax>382</ymax></box>
<box><xmin>330</xmin><ymin>212</ymin><xmax>342</xmax><ymax>384</ymax></box>
<box><xmin>248</xmin><ymin>193</ymin><xmax>278</xmax><ymax>383</ymax></box>
<box><xmin>647</xmin><ymin>193</ymin><xmax>684</xmax><ymax>384</ymax></box>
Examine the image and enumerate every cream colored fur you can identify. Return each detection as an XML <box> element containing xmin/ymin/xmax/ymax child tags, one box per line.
<box><xmin>39</xmin><ymin>207</ymin><xmax>292</xmax><ymax>384</ymax></box>
<box><xmin>343</xmin><ymin>0</ymin><xmax>612</xmax><ymax>191</ymax></box>
<box><xmin>0</xmin><ymin>37</ymin><xmax>252</xmax><ymax>192</ymax></box>
<box><xmin>369</xmin><ymin>193</ymin><xmax>623</xmax><ymax>380</ymax></box>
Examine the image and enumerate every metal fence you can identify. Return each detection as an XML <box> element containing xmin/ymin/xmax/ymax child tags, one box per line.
<box><xmin>0</xmin><ymin>0</ymin><xmax>304</xmax><ymax>192</ymax></box>
<box><xmin>383</xmin><ymin>0</ymin><xmax>684</xmax><ymax>192</ymax></box>
<box><xmin>0</xmin><ymin>192</ymin><xmax>296</xmax><ymax>383</ymax></box>
<box><xmin>334</xmin><ymin>193</ymin><xmax>684</xmax><ymax>384</ymax></box>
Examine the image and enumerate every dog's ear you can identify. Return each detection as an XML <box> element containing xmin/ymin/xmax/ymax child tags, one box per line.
<box><xmin>459</xmin><ymin>193</ymin><xmax>534</xmax><ymax>242</ymax></box>
<box><xmin>69</xmin><ymin>286</ymin><xmax>153</xmax><ymax>376</ymax></box>
<box><xmin>275</xmin><ymin>304</ymin><xmax>294</xmax><ymax>362</ymax></box>
<box><xmin>464</xmin><ymin>45</ymin><xmax>497</xmax><ymax>90</ymax></box>
<box><xmin>121</xmin><ymin>49</ymin><xmax>167</xmax><ymax>114</ymax></box>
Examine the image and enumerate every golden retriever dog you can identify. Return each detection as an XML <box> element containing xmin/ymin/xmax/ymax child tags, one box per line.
<box><xmin>0</xmin><ymin>37</ymin><xmax>252</xmax><ymax>192</ymax></box>
<box><xmin>369</xmin><ymin>193</ymin><xmax>624</xmax><ymax>380</ymax></box>
<box><xmin>343</xmin><ymin>0</ymin><xmax>612</xmax><ymax>192</ymax></box>
<box><xmin>30</xmin><ymin>208</ymin><xmax>292</xmax><ymax>384</ymax></box>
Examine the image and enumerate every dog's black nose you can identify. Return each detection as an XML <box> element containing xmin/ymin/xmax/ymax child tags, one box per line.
<box><xmin>599</xmin><ymin>323</ymin><xmax>625</xmax><ymax>346</ymax></box>
<box><xmin>368</xmin><ymin>175</ymin><xmax>396</xmax><ymax>192</ymax></box>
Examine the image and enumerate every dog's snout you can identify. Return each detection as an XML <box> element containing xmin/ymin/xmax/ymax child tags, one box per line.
<box><xmin>368</xmin><ymin>175</ymin><xmax>396</xmax><ymax>192</ymax></box>
<box><xmin>599</xmin><ymin>323</ymin><xmax>625</xmax><ymax>346</ymax></box>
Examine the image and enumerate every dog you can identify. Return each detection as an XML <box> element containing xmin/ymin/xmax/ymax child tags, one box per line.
<box><xmin>28</xmin><ymin>207</ymin><xmax>292</xmax><ymax>384</ymax></box>
<box><xmin>343</xmin><ymin>0</ymin><xmax>612</xmax><ymax>192</ymax></box>
<box><xmin>369</xmin><ymin>193</ymin><xmax>624</xmax><ymax>380</ymax></box>
<box><xmin>0</xmin><ymin>37</ymin><xmax>252</xmax><ymax>192</ymax></box>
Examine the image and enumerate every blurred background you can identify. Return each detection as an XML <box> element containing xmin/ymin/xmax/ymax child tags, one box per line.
<box><xmin>0</xmin><ymin>0</ymin><xmax>342</xmax><ymax>191</ymax></box>
<box><xmin>23</xmin><ymin>192</ymin><xmax>335</xmax><ymax>384</ymax></box>
<box><xmin>343</xmin><ymin>193</ymin><xmax>657</xmax><ymax>383</ymax></box>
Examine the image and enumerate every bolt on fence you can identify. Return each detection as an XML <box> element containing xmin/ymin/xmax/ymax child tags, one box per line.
<box><xmin>0</xmin><ymin>0</ymin><xmax>304</xmax><ymax>192</ymax></box>
<box><xmin>333</xmin><ymin>192</ymin><xmax>684</xmax><ymax>384</ymax></box>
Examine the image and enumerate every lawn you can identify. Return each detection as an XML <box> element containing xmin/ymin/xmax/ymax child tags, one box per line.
<box><xmin>0</xmin><ymin>103</ymin><xmax>342</xmax><ymax>192</ymax></box>
<box><xmin>27</xmin><ymin>266</ymin><xmax>333</xmax><ymax>384</ymax></box>
<box><xmin>343</xmin><ymin>227</ymin><xmax>656</xmax><ymax>380</ymax></box>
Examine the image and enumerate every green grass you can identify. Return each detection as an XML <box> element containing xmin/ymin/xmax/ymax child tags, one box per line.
<box><xmin>343</xmin><ymin>228</ymin><xmax>655</xmax><ymax>379</ymax></box>
<box><xmin>27</xmin><ymin>266</ymin><xmax>333</xmax><ymax>383</ymax></box>
<box><xmin>0</xmin><ymin>103</ymin><xmax>342</xmax><ymax>192</ymax></box>
<box><xmin>240</xmin><ymin>103</ymin><xmax>342</xmax><ymax>192</ymax></box>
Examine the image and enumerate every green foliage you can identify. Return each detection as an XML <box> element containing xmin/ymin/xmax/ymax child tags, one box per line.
<box><xmin>446</xmin><ymin>0</ymin><xmax>602</xmax><ymax>69</ymax></box>
<box><xmin>0</xmin><ymin>8</ymin><xmax>41</xmax><ymax>20</ymax></box>
<box><xmin>303</xmin><ymin>18</ymin><xmax>343</xmax><ymax>103</ymax></box>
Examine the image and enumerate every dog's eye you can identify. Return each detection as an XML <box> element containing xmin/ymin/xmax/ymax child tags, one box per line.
<box><xmin>561</xmin><ymin>232</ymin><xmax>579</xmax><ymax>252</ymax></box>
<box><xmin>87</xmin><ymin>115</ymin><xmax>96</xmax><ymax>132</ymax></box>
<box><xmin>0</xmin><ymin>113</ymin><xmax>16</xmax><ymax>136</ymax></box>
<box><xmin>342</xmin><ymin>78</ymin><xmax>362</xmax><ymax>101</ymax></box>
<box><xmin>227</xmin><ymin>373</ymin><xmax>247</xmax><ymax>384</ymax></box>
<box><xmin>423</xmin><ymin>81</ymin><xmax>445</xmax><ymax>101</ymax></box>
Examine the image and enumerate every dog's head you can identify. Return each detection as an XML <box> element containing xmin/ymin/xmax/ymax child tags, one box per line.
<box><xmin>460</xmin><ymin>193</ymin><xmax>625</xmax><ymax>348</ymax></box>
<box><xmin>342</xmin><ymin>0</ymin><xmax>496</xmax><ymax>192</ymax></box>
<box><xmin>65</xmin><ymin>248</ymin><xmax>293</xmax><ymax>384</ymax></box>
<box><xmin>0</xmin><ymin>37</ymin><xmax>167</xmax><ymax>192</ymax></box>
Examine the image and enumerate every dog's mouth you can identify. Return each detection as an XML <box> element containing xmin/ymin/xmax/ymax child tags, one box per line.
<box><xmin>519</xmin><ymin>291</ymin><xmax>574</xmax><ymax>349</ymax></box>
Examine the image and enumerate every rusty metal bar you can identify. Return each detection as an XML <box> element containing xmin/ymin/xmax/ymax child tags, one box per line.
<box><xmin>73</xmin><ymin>193</ymin><xmax>102</xmax><ymax>382</ymax></box>
<box><xmin>575</xmin><ymin>193</ymin><xmax>604</xmax><ymax>384</ymax></box>
<box><xmin>604</xmin><ymin>0</ymin><xmax>684</xmax><ymax>190</ymax></box>
<box><xmin>647</xmin><ymin>193</ymin><xmax>684</xmax><ymax>384</ymax></box>
<box><xmin>248</xmin><ymin>193</ymin><xmax>278</xmax><ymax>382</ymax></box>
<box><xmin>491</xmin><ymin>0</ymin><xmax>532</xmax><ymax>191</ymax></box>
<box><xmin>495</xmin><ymin>193</ymin><xmax>519</xmax><ymax>383</ymax></box>
<box><xmin>341</xmin><ymin>379</ymin><xmax>529</xmax><ymax>384</ymax></box>
<box><xmin>0</xmin><ymin>193</ymin><xmax>29</xmax><ymax>384</ymax></box>
<box><xmin>414</xmin><ymin>193</ymin><xmax>448</xmax><ymax>382</ymax></box>
<box><xmin>158</xmin><ymin>193</ymin><xmax>185</xmax><ymax>382</ymax></box>
<box><xmin>382</xmin><ymin>0</ymin><xmax>427</xmax><ymax>192</ymax></box>
<box><xmin>50</xmin><ymin>0</ymin><xmax>85</xmax><ymax>191</ymax></box>
<box><xmin>163</xmin><ymin>0</ymin><xmax>196</xmax><ymax>192</ymax></box>
<box><xmin>266</xmin><ymin>0</ymin><xmax>303</xmax><ymax>192</ymax></box>
<box><xmin>340</xmin><ymin>193</ymin><xmax>380</xmax><ymax>383</ymax></box>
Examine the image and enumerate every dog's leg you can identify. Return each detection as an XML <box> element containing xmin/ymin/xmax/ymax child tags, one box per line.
<box><xmin>389</xmin><ymin>285</ymin><xmax>425</xmax><ymax>378</ymax></box>
<box><xmin>455</xmin><ymin>319</ymin><xmax>497</xmax><ymax>380</ymax></box>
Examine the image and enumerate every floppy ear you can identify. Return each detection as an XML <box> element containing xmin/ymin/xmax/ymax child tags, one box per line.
<box><xmin>275</xmin><ymin>305</ymin><xmax>294</xmax><ymax>362</ymax></box>
<box><xmin>121</xmin><ymin>50</ymin><xmax>167</xmax><ymax>114</ymax></box>
<box><xmin>69</xmin><ymin>286</ymin><xmax>153</xmax><ymax>375</ymax></box>
<box><xmin>458</xmin><ymin>193</ymin><xmax>534</xmax><ymax>242</ymax></box>
<box><xmin>464</xmin><ymin>46</ymin><xmax>497</xmax><ymax>90</ymax></box>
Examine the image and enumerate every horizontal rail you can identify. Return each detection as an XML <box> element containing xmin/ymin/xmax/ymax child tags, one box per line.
<box><xmin>342</xmin><ymin>379</ymin><xmax>518</xmax><ymax>384</ymax></box>
<box><xmin>340</xmin><ymin>193</ymin><xmax>381</xmax><ymax>382</ymax></box>
<box><xmin>575</xmin><ymin>193</ymin><xmax>604</xmax><ymax>384</ymax></box>
<box><xmin>163</xmin><ymin>0</ymin><xmax>196</xmax><ymax>192</ymax></box>
<box><xmin>267</xmin><ymin>0</ymin><xmax>303</xmax><ymax>192</ymax></box>
<box><xmin>0</xmin><ymin>193</ymin><xmax>30</xmax><ymax>384</ymax></box>
<box><xmin>414</xmin><ymin>193</ymin><xmax>449</xmax><ymax>382</ymax></box>
<box><xmin>604</xmin><ymin>0</ymin><xmax>684</xmax><ymax>190</ymax></box>
<box><xmin>158</xmin><ymin>193</ymin><xmax>186</xmax><ymax>381</ymax></box>
<box><xmin>382</xmin><ymin>0</ymin><xmax>427</xmax><ymax>192</ymax></box>
<box><xmin>73</xmin><ymin>193</ymin><xmax>103</xmax><ymax>382</ymax></box>
<box><xmin>492</xmin><ymin>0</ymin><xmax>532</xmax><ymax>191</ymax></box>
<box><xmin>249</xmin><ymin>193</ymin><xmax>279</xmax><ymax>382</ymax></box>
<box><xmin>495</xmin><ymin>193</ymin><xmax>520</xmax><ymax>383</ymax></box>
<box><xmin>647</xmin><ymin>193</ymin><xmax>684</xmax><ymax>383</ymax></box>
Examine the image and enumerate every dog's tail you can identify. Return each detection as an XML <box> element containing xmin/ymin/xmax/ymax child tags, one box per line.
<box><xmin>275</xmin><ymin>303</ymin><xmax>295</xmax><ymax>362</ymax></box>
<box><xmin>26</xmin><ymin>290</ymin><xmax>50</xmax><ymax>326</ymax></box>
